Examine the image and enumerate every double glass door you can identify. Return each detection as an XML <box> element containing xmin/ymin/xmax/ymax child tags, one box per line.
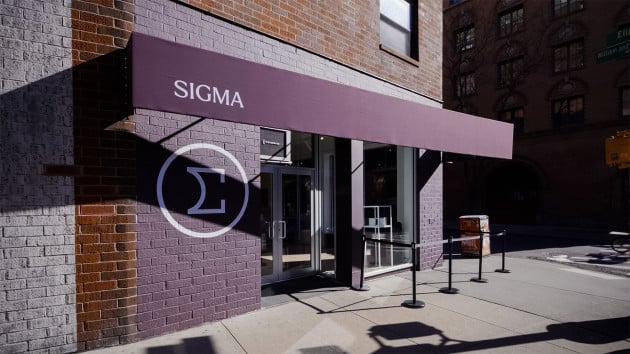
<box><xmin>261</xmin><ymin>166</ymin><xmax>315</xmax><ymax>283</ymax></box>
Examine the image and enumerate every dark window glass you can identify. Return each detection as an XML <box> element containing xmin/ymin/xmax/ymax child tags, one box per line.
<box><xmin>455</xmin><ymin>26</ymin><xmax>475</xmax><ymax>53</ymax></box>
<box><xmin>500</xmin><ymin>107</ymin><xmax>524</xmax><ymax>135</ymax></box>
<box><xmin>499</xmin><ymin>6</ymin><xmax>523</xmax><ymax>37</ymax></box>
<box><xmin>290</xmin><ymin>131</ymin><xmax>314</xmax><ymax>167</ymax></box>
<box><xmin>455</xmin><ymin>72</ymin><xmax>476</xmax><ymax>97</ymax></box>
<box><xmin>498</xmin><ymin>57</ymin><xmax>524</xmax><ymax>87</ymax></box>
<box><xmin>553</xmin><ymin>40</ymin><xmax>583</xmax><ymax>73</ymax></box>
<box><xmin>553</xmin><ymin>96</ymin><xmax>584</xmax><ymax>127</ymax></box>
<box><xmin>553</xmin><ymin>0</ymin><xmax>584</xmax><ymax>17</ymax></box>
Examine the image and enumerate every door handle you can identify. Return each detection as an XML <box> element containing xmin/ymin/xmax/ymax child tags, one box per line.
<box><xmin>278</xmin><ymin>221</ymin><xmax>287</xmax><ymax>239</ymax></box>
<box><xmin>267</xmin><ymin>221</ymin><xmax>273</xmax><ymax>240</ymax></box>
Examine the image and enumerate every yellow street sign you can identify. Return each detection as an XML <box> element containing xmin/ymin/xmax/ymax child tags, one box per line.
<box><xmin>605</xmin><ymin>130</ymin><xmax>630</xmax><ymax>169</ymax></box>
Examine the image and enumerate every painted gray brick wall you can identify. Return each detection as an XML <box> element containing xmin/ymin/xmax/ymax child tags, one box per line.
<box><xmin>0</xmin><ymin>0</ymin><xmax>76</xmax><ymax>353</ymax></box>
<box><xmin>418</xmin><ymin>150</ymin><xmax>444</xmax><ymax>270</ymax></box>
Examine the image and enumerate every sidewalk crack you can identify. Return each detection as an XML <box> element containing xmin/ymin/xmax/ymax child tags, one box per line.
<box><xmin>220</xmin><ymin>321</ymin><xmax>248</xmax><ymax>353</ymax></box>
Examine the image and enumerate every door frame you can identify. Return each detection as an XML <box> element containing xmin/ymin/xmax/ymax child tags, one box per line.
<box><xmin>261</xmin><ymin>165</ymin><xmax>317</xmax><ymax>284</ymax></box>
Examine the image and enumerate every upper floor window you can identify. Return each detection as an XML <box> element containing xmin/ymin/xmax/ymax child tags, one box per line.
<box><xmin>498</xmin><ymin>57</ymin><xmax>524</xmax><ymax>87</ymax></box>
<box><xmin>553</xmin><ymin>95</ymin><xmax>584</xmax><ymax>127</ymax></box>
<box><xmin>500</xmin><ymin>107</ymin><xmax>524</xmax><ymax>135</ymax></box>
<box><xmin>622</xmin><ymin>87</ymin><xmax>630</xmax><ymax>119</ymax></box>
<box><xmin>553</xmin><ymin>0</ymin><xmax>584</xmax><ymax>17</ymax></box>
<box><xmin>456</xmin><ymin>26</ymin><xmax>475</xmax><ymax>53</ymax></box>
<box><xmin>380</xmin><ymin>0</ymin><xmax>418</xmax><ymax>59</ymax></box>
<box><xmin>456</xmin><ymin>72</ymin><xmax>477</xmax><ymax>97</ymax></box>
<box><xmin>553</xmin><ymin>39</ymin><xmax>584</xmax><ymax>73</ymax></box>
<box><xmin>498</xmin><ymin>6</ymin><xmax>524</xmax><ymax>37</ymax></box>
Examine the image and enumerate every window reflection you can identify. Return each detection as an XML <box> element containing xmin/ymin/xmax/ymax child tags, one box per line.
<box><xmin>363</xmin><ymin>143</ymin><xmax>413</xmax><ymax>274</ymax></box>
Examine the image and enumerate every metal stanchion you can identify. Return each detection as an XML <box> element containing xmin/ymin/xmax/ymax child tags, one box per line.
<box><xmin>439</xmin><ymin>236</ymin><xmax>459</xmax><ymax>294</ymax></box>
<box><xmin>402</xmin><ymin>243</ymin><xmax>425</xmax><ymax>308</ymax></box>
<box><xmin>362</xmin><ymin>237</ymin><xmax>424</xmax><ymax>307</ymax></box>
<box><xmin>352</xmin><ymin>235</ymin><xmax>370</xmax><ymax>291</ymax></box>
<box><xmin>495</xmin><ymin>230</ymin><xmax>511</xmax><ymax>273</ymax></box>
<box><xmin>470</xmin><ymin>234</ymin><xmax>488</xmax><ymax>283</ymax></box>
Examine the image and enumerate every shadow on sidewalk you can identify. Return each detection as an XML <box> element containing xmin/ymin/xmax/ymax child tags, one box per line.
<box><xmin>146</xmin><ymin>336</ymin><xmax>217</xmax><ymax>354</ymax></box>
<box><xmin>262</xmin><ymin>274</ymin><xmax>345</xmax><ymax>296</ymax></box>
<box><xmin>367</xmin><ymin>316</ymin><xmax>630</xmax><ymax>353</ymax></box>
<box><xmin>261</xmin><ymin>274</ymin><xmax>348</xmax><ymax>308</ymax></box>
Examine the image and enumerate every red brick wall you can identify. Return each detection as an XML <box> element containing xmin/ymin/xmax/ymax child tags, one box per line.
<box><xmin>72</xmin><ymin>0</ymin><xmax>137</xmax><ymax>350</ymax></box>
<box><xmin>180</xmin><ymin>0</ymin><xmax>443</xmax><ymax>100</ymax></box>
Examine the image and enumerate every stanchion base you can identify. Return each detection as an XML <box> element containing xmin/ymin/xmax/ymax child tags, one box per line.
<box><xmin>495</xmin><ymin>269</ymin><xmax>511</xmax><ymax>273</ymax></box>
<box><xmin>401</xmin><ymin>300</ymin><xmax>425</xmax><ymax>308</ymax></box>
<box><xmin>470</xmin><ymin>277</ymin><xmax>488</xmax><ymax>283</ymax></box>
<box><xmin>351</xmin><ymin>285</ymin><xmax>370</xmax><ymax>291</ymax></box>
<box><xmin>439</xmin><ymin>287</ymin><xmax>459</xmax><ymax>294</ymax></box>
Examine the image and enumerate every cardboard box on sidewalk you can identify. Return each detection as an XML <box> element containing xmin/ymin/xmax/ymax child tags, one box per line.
<box><xmin>459</xmin><ymin>215</ymin><xmax>491</xmax><ymax>256</ymax></box>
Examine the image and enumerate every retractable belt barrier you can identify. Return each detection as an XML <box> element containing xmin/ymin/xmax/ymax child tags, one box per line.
<box><xmin>357</xmin><ymin>230</ymin><xmax>510</xmax><ymax>307</ymax></box>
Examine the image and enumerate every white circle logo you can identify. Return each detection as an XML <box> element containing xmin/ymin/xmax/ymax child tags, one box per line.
<box><xmin>156</xmin><ymin>143</ymin><xmax>250</xmax><ymax>238</ymax></box>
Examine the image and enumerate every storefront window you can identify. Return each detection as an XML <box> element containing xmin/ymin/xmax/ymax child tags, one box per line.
<box><xmin>290</xmin><ymin>131</ymin><xmax>314</xmax><ymax>167</ymax></box>
<box><xmin>363</xmin><ymin>143</ymin><xmax>414</xmax><ymax>274</ymax></box>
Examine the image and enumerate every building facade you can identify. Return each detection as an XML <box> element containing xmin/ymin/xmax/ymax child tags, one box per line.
<box><xmin>443</xmin><ymin>0</ymin><xmax>629</xmax><ymax>228</ymax></box>
<box><xmin>0</xmin><ymin>1</ymin><xmax>512</xmax><ymax>353</ymax></box>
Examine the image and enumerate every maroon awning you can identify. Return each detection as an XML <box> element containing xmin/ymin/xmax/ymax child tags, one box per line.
<box><xmin>131</xmin><ymin>33</ymin><xmax>512</xmax><ymax>159</ymax></box>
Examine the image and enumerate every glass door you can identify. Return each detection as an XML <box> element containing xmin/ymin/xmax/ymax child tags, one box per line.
<box><xmin>260</xmin><ymin>172</ymin><xmax>275</xmax><ymax>281</ymax></box>
<box><xmin>261</xmin><ymin>166</ymin><xmax>315</xmax><ymax>284</ymax></box>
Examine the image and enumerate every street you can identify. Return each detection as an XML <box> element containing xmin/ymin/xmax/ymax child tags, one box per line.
<box><xmin>489</xmin><ymin>224</ymin><xmax>630</xmax><ymax>277</ymax></box>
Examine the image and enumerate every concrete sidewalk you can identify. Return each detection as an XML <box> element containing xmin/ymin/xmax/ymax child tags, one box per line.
<box><xmin>87</xmin><ymin>256</ymin><xmax>630</xmax><ymax>353</ymax></box>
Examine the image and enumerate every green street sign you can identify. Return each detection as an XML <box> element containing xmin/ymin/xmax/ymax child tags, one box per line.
<box><xmin>607</xmin><ymin>27</ymin><xmax>630</xmax><ymax>46</ymax></box>
<box><xmin>596</xmin><ymin>41</ymin><xmax>630</xmax><ymax>64</ymax></box>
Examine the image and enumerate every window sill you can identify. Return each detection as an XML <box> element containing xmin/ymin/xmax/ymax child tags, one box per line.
<box><xmin>380</xmin><ymin>44</ymin><xmax>420</xmax><ymax>67</ymax></box>
<box><xmin>498</xmin><ymin>28</ymin><xmax>525</xmax><ymax>39</ymax></box>
<box><xmin>553</xmin><ymin>9</ymin><xmax>585</xmax><ymax>19</ymax></box>
<box><xmin>455</xmin><ymin>92</ymin><xmax>479</xmax><ymax>99</ymax></box>
<box><xmin>552</xmin><ymin>65</ymin><xmax>585</xmax><ymax>75</ymax></box>
<box><xmin>456</xmin><ymin>47</ymin><xmax>474</xmax><ymax>54</ymax></box>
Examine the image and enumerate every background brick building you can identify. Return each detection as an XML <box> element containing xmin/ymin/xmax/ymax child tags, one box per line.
<box><xmin>443</xmin><ymin>0</ymin><xmax>629</xmax><ymax>228</ymax></box>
